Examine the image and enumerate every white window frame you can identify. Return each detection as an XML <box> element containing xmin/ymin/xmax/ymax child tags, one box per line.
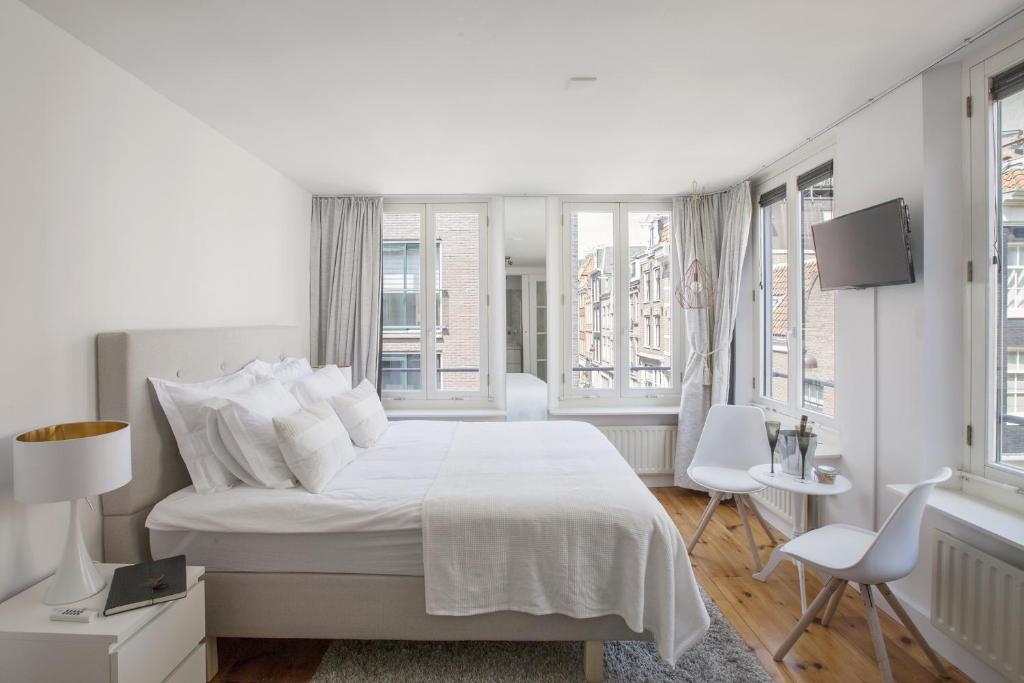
<box><xmin>753</xmin><ymin>151</ymin><xmax>837</xmax><ymax>428</ymax></box>
<box><xmin>381</xmin><ymin>201</ymin><xmax>489</xmax><ymax>403</ymax></box>
<box><xmin>561</xmin><ymin>200</ymin><xmax>680</xmax><ymax>401</ymax></box>
<box><xmin>968</xmin><ymin>42</ymin><xmax>1024</xmax><ymax>487</ymax></box>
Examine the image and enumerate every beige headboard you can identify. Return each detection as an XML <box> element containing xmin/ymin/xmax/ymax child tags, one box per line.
<box><xmin>97</xmin><ymin>325</ymin><xmax>304</xmax><ymax>563</ymax></box>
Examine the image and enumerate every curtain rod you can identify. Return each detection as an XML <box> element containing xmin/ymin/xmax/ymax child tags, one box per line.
<box><xmin>741</xmin><ymin>4</ymin><xmax>1024</xmax><ymax>183</ymax></box>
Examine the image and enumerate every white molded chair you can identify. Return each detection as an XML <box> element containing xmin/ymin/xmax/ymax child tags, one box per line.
<box><xmin>686</xmin><ymin>404</ymin><xmax>777</xmax><ymax>571</ymax></box>
<box><xmin>772</xmin><ymin>468</ymin><xmax>953</xmax><ymax>682</ymax></box>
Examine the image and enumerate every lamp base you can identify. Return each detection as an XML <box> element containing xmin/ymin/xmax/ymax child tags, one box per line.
<box><xmin>44</xmin><ymin>499</ymin><xmax>105</xmax><ymax>605</ymax></box>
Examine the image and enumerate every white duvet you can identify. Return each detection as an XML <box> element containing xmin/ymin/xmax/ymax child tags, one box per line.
<box><xmin>422</xmin><ymin>421</ymin><xmax>710</xmax><ymax>661</ymax></box>
<box><xmin>147</xmin><ymin>420</ymin><xmax>455</xmax><ymax>533</ymax></box>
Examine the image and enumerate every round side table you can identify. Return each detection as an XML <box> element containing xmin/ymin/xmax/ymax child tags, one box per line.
<box><xmin>748</xmin><ymin>463</ymin><xmax>852</xmax><ymax>611</ymax></box>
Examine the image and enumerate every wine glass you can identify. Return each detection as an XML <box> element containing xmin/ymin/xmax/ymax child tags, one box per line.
<box><xmin>797</xmin><ymin>434</ymin><xmax>812</xmax><ymax>482</ymax></box>
<box><xmin>765</xmin><ymin>421</ymin><xmax>781</xmax><ymax>476</ymax></box>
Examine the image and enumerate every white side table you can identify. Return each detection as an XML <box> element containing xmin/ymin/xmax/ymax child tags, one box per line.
<box><xmin>748</xmin><ymin>464</ymin><xmax>852</xmax><ymax>611</ymax></box>
<box><xmin>0</xmin><ymin>563</ymin><xmax>210</xmax><ymax>683</ymax></box>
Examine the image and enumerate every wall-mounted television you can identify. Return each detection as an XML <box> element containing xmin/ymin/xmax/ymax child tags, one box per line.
<box><xmin>810</xmin><ymin>198</ymin><xmax>915</xmax><ymax>291</ymax></box>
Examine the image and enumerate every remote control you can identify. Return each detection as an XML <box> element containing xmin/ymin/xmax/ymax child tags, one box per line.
<box><xmin>50</xmin><ymin>607</ymin><xmax>97</xmax><ymax>623</ymax></box>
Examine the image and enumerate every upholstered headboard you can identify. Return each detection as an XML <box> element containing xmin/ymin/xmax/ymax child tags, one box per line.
<box><xmin>97</xmin><ymin>325</ymin><xmax>304</xmax><ymax>563</ymax></box>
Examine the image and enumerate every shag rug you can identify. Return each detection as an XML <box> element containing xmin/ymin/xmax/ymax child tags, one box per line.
<box><xmin>311</xmin><ymin>591</ymin><xmax>771</xmax><ymax>682</ymax></box>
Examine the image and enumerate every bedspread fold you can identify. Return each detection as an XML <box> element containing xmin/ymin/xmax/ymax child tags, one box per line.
<box><xmin>421</xmin><ymin>421</ymin><xmax>710</xmax><ymax>661</ymax></box>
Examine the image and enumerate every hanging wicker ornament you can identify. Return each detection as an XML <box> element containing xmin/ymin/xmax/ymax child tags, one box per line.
<box><xmin>675</xmin><ymin>181</ymin><xmax>715</xmax><ymax>310</ymax></box>
<box><xmin>677</xmin><ymin>257</ymin><xmax>715</xmax><ymax>309</ymax></box>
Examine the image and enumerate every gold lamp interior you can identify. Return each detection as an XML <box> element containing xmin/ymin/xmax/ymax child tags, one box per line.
<box><xmin>16</xmin><ymin>421</ymin><xmax>128</xmax><ymax>443</ymax></box>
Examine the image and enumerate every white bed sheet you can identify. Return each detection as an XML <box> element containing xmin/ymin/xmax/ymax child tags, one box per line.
<box><xmin>150</xmin><ymin>528</ymin><xmax>424</xmax><ymax>575</ymax></box>
<box><xmin>146</xmin><ymin>420</ymin><xmax>455</xmax><ymax>534</ymax></box>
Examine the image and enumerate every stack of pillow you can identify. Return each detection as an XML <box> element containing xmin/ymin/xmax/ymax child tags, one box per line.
<box><xmin>151</xmin><ymin>358</ymin><xmax>389</xmax><ymax>494</ymax></box>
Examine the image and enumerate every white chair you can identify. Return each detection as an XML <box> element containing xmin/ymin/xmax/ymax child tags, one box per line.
<box><xmin>772</xmin><ymin>468</ymin><xmax>952</xmax><ymax>683</ymax></box>
<box><xmin>686</xmin><ymin>404</ymin><xmax>777</xmax><ymax>571</ymax></box>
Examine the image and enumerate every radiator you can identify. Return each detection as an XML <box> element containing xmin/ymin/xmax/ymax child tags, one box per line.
<box><xmin>751</xmin><ymin>485</ymin><xmax>795</xmax><ymax>527</ymax></box>
<box><xmin>932</xmin><ymin>530</ymin><xmax>1024</xmax><ymax>681</ymax></box>
<box><xmin>599</xmin><ymin>426</ymin><xmax>676</xmax><ymax>475</ymax></box>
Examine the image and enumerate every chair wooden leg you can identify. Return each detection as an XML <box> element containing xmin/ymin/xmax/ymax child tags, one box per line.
<box><xmin>861</xmin><ymin>584</ymin><xmax>894</xmax><ymax>683</ymax></box>
<box><xmin>584</xmin><ymin>640</ymin><xmax>604</xmax><ymax>682</ymax></box>
<box><xmin>820</xmin><ymin>580</ymin><xmax>847</xmax><ymax>627</ymax></box>
<box><xmin>736</xmin><ymin>496</ymin><xmax>763</xmax><ymax>572</ymax></box>
<box><xmin>753</xmin><ymin>544</ymin><xmax>786</xmax><ymax>582</ymax></box>
<box><xmin>743</xmin><ymin>495</ymin><xmax>777</xmax><ymax>545</ymax></box>
<box><xmin>686</xmin><ymin>492</ymin><xmax>722</xmax><ymax>554</ymax></box>
<box><xmin>877</xmin><ymin>583</ymin><xmax>948</xmax><ymax>678</ymax></box>
<box><xmin>774</xmin><ymin>577</ymin><xmax>842</xmax><ymax>661</ymax></box>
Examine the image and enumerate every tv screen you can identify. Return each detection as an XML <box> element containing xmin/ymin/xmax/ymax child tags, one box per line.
<box><xmin>810</xmin><ymin>198</ymin><xmax>915</xmax><ymax>291</ymax></box>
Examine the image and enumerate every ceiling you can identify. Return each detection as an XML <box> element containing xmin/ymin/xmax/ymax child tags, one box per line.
<box><xmin>24</xmin><ymin>0</ymin><xmax>1022</xmax><ymax>195</ymax></box>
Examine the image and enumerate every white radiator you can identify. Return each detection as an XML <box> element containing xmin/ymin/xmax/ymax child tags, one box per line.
<box><xmin>599</xmin><ymin>426</ymin><xmax>675</xmax><ymax>475</ymax></box>
<box><xmin>932</xmin><ymin>530</ymin><xmax>1024</xmax><ymax>681</ymax></box>
<box><xmin>750</xmin><ymin>485</ymin><xmax>795</xmax><ymax>527</ymax></box>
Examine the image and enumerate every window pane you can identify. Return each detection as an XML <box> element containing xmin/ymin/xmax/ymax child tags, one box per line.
<box><xmin>382</xmin><ymin>213</ymin><xmax>423</xmax><ymax>391</ymax></box>
<box><xmin>628</xmin><ymin>211</ymin><xmax>672</xmax><ymax>388</ymax></box>
<box><xmin>382</xmin><ymin>353</ymin><xmax>421</xmax><ymax>391</ymax></box>
<box><xmin>434</xmin><ymin>211</ymin><xmax>480</xmax><ymax>391</ymax></box>
<box><xmin>762</xmin><ymin>199</ymin><xmax>789</xmax><ymax>402</ymax></box>
<box><xmin>570</xmin><ymin>210</ymin><xmax>615</xmax><ymax>389</ymax></box>
<box><xmin>800</xmin><ymin>176</ymin><xmax>835</xmax><ymax>415</ymax></box>
<box><xmin>997</xmin><ymin>91</ymin><xmax>1024</xmax><ymax>472</ymax></box>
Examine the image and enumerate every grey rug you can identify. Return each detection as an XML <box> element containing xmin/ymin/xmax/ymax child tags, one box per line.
<box><xmin>311</xmin><ymin>591</ymin><xmax>771</xmax><ymax>682</ymax></box>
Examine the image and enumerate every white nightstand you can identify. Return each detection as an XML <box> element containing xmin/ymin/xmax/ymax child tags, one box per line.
<box><xmin>0</xmin><ymin>563</ymin><xmax>210</xmax><ymax>683</ymax></box>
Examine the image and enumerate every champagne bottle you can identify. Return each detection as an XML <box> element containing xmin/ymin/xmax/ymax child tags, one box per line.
<box><xmin>798</xmin><ymin>414</ymin><xmax>808</xmax><ymax>436</ymax></box>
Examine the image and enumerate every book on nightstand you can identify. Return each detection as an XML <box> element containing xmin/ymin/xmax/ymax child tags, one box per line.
<box><xmin>103</xmin><ymin>555</ymin><xmax>187</xmax><ymax>616</ymax></box>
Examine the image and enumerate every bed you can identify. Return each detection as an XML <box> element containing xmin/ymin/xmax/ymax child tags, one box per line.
<box><xmin>96</xmin><ymin>325</ymin><xmax>707</xmax><ymax>681</ymax></box>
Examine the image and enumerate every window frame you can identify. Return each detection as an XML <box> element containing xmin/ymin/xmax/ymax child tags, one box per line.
<box><xmin>561</xmin><ymin>200</ymin><xmax>679</xmax><ymax>401</ymax></box>
<box><xmin>753</xmin><ymin>152</ymin><xmax>838</xmax><ymax>428</ymax></box>
<box><xmin>968</xmin><ymin>44</ymin><xmax>1024</xmax><ymax>487</ymax></box>
<box><xmin>381</xmin><ymin>201</ymin><xmax>489</xmax><ymax>403</ymax></box>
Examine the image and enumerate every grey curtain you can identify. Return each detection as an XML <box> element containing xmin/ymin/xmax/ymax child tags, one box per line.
<box><xmin>673</xmin><ymin>182</ymin><xmax>753</xmax><ymax>488</ymax></box>
<box><xmin>310</xmin><ymin>196</ymin><xmax>383</xmax><ymax>387</ymax></box>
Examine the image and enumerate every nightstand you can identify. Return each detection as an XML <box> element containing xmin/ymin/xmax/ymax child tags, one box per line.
<box><xmin>0</xmin><ymin>563</ymin><xmax>211</xmax><ymax>683</ymax></box>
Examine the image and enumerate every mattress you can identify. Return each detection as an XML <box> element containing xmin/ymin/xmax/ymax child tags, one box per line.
<box><xmin>150</xmin><ymin>528</ymin><xmax>424</xmax><ymax>575</ymax></box>
<box><xmin>146</xmin><ymin>420</ymin><xmax>456</xmax><ymax>575</ymax></box>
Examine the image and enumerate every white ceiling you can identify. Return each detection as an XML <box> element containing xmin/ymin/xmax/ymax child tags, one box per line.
<box><xmin>24</xmin><ymin>0</ymin><xmax>1022</xmax><ymax>195</ymax></box>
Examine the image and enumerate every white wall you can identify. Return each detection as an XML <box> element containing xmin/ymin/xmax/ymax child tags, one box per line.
<box><xmin>0</xmin><ymin>0</ymin><xmax>310</xmax><ymax>601</ymax></box>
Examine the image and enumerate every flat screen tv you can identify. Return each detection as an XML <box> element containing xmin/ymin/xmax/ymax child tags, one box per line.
<box><xmin>810</xmin><ymin>198</ymin><xmax>915</xmax><ymax>291</ymax></box>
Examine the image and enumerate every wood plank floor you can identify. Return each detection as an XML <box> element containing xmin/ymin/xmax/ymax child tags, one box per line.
<box><xmin>211</xmin><ymin>486</ymin><xmax>970</xmax><ymax>682</ymax></box>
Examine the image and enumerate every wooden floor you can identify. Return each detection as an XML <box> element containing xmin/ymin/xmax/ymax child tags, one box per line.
<box><xmin>211</xmin><ymin>486</ymin><xmax>970</xmax><ymax>682</ymax></box>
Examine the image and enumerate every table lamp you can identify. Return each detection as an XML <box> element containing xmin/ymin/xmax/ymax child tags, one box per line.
<box><xmin>14</xmin><ymin>421</ymin><xmax>131</xmax><ymax>604</ymax></box>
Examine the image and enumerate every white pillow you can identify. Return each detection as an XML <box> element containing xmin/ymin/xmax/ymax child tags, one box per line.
<box><xmin>210</xmin><ymin>380</ymin><xmax>301</xmax><ymax>488</ymax></box>
<box><xmin>273</xmin><ymin>403</ymin><xmax>355</xmax><ymax>493</ymax></box>
<box><xmin>249</xmin><ymin>357</ymin><xmax>313</xmax><ymax>384</ymax></box>
<box><xmin>329</xmin><ymin>379</ymin><xmax>388</xmax><ymax>447</ymax></box>
<box><xmin>290</xmin><ymin>365</ymin><xmax>353</xmax><ymax>409</ymax></box>
<box><xmin>150</xmin><ymin>368</ymin><xmax>259</xmax><ymax>493</ymax></box>
<box><xmin>202</xmin><ymin>405</ymin><xmax>261</xmax><ymax>488</ymax></box>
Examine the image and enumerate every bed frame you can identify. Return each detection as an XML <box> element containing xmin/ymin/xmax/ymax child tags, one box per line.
<box><xmin>96</xmin><ymin>326</ymin><xmax>647</xmax><ymax>681</ymax></box>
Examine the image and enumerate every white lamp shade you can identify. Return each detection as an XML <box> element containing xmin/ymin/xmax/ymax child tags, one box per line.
<box><xmin>14</xmin><ymin>421</ymin><xmax>132</xmax><ymax>503</ymax></box>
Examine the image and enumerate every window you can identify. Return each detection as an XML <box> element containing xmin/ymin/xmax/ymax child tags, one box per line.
<box><xmin>381</xmin><ymin>352</ymin><xmax>442</xmax><ymax>391</ymax></box>
<box><xmin>1006</xmin><ymin>242</ymin><xmax>1024</xmax><ymax>318</ymax></box>
<box><xmin>383</xmin><ymin>241</ymin><xmax>442</xmax><ymax>332</ymax></box>
<box><xmin>757</xmin><ymin>160</ymin><xmax>836</xmax><ymax>418</ymax></box>
<box><xmin>382</xmin><ymin>203</ymin><xmax>488</xmax><ymax>400</ymax></box>
<box><xmin>968</xmin><ymin>49</ymin><xmax>1024</xmax><ymax>486</ymax></box>
<box><xmin>759</xmin><ymin>185</ymin><xmax>789</xmax><ymax>404</ymax></box>
<box><xmin>799</xmin><ymin>168</ymin><xmax>835</xmax><ymax>416</ymax></box>
<box><xmin>565</xmin><ymin>202</ymin><xmax>676</xmax><ymax>398</ymax></box>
